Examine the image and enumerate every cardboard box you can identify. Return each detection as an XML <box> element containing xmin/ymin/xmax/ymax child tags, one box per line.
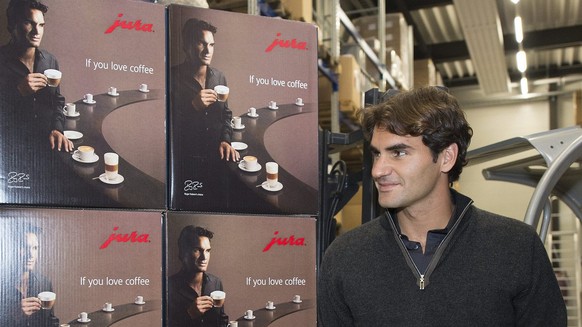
<box><xmin>168</xmin><ymin>6</ymin><xmax>319</xmax><ymax>215</ymax></box>
<box><xmin>166</xmin><ymin>212</ymin><xmax>317</xmax><ymax>326</ymax></box>
<box><xmin>0</xmin><ymin>0</ymin><xmax>166</xmax><ymax>209</ymax></box>
<box><xmin>0</xmin><ymin>208</ymin><xmax>163</xmax><ymax>327</ymax></box>
<box><xmin>414</xmin><ymin>58</ymin><xmax>438</xmax><ymax>88</ymax></box>
<box><xmin>338</xmin><ymin>54</ymin><xmax>362</xmax><ymax>114</ymax></box>
<box><xmin>282</xmin><ymin>0</ymin><xmax>313</xmax><ymax>23</ymax></box>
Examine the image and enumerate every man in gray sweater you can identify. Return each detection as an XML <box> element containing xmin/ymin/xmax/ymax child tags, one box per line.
<box><xmin>318</xmin><ymin>86</ymin><xmax>567</xmax><ymax>326</ymax></box>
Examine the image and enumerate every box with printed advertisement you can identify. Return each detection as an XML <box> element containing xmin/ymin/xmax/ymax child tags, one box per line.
<box><xmin>0</xmin><ymin>207</ymin><xmax>163</xmax><ymax>327</ymax></box>
<box><xmin>0</xmin><ymin>0</ymin><xmax>166</xmax><ymax>209</ymax></box>
<box><xmin>166</xmin><ymin>212</ymin><xmax>317</xmax><ymax>326</ymax></box>
<box><xmin>168</xmin><ymin>5</ymin><xmax>319</xmax><ymax>215</ymax></box>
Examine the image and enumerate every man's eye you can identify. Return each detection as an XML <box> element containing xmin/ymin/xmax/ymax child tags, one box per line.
<box><xmin>392</xmin><ymin>150</ymin><xmax>406</xmax><ymax>157</ymax></box>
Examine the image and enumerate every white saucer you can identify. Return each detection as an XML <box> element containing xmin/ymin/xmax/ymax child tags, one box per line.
<box><xmin>244</xmin><ymin>315</ymin><xmax>256</xmax><ymax>320</ymax></box>
<box><xmin>233</xmin><ymin>124</ymin><xmax>245</xmax><ymax>130</ymax></box>
<box><xmin>99</xmin><ymin>173</ymin><xmax>124</xmax><ymax>185</ymax></box>
<box><xmin>262</xmin><ymin>181</ymin><xmax>283</xmax><ymax>192</ymax></box>
<box><xmin>238</xmin><ymin>162</ymin><xmax>261</xmax><ymax>173</ymax></box>
<box><xmin>295</xmin><ymin>102</ymin><xmax>304</xmax><ymax>106</ymax></box>
<box><xmin>139</xmin><ymin>89</ymin><xmax>150</xmax><ymax>93</ymax></box>
<box><xmin>135</xmin><ymin>301</ymin><xmax>146</xmax><ymax>305</ymax></box>
<box><xmin>266</xmin><ymin>306</ymin><xmax>276</xmax><ymax>310</ymax></box>
<box><xmin>77</xmin><ymin>318</ymin><xmax>91</xmax><ymax>323</ymax></box>
<box><xmin>63</xmin><ymin>110</ymin><xmax>80</xmax><ymax>117</ymax></box>
<box><xmin>268</xmin><ymin>105</ymin><xmax>278</xmax><ymax>110</ymax></box>
<box><xmin>231</xmin><ymin>142</ymin><xmax>248</xmax><ymax>151</ymax></box>
<box><xmin>247</xmin><ymin>113</ymin><xmax>259</xmax><ymax>118</ymax></box>
<box><xmin>64</xmin><ymin>130</ymin><xmax>83</xmax><ymax>140</ymax></box>
<box><xmin>72</xmin><ymin>151</ymin><xmax>99</xmax><ymax>164</ymax></box>
<box><xmin>83</xmin><ymin>99</ymin><xmax>96</xmax><ymax>104</ymax></box>
<box><xmin>292</xmin><ymin>299</ymin><xmax>303</xmax><ymax>304</ymax></box>
<box><xmin>102</xmin><ymin>308</ymin><xmax>115</xmax><ymax>312</ymax></box>
<box><xmin>108</xmin><ymin>92</ymin><xmax>119</xmax><ymax>97</ymax></box>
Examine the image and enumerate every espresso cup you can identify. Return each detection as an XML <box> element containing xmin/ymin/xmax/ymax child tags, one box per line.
<box><xmin>210</xmin><ymin>290</ymin><xmax>226</xmax><ymax>307</ymax></box>
<box><xmin>78</xmin><ymin>312</ymin><xmax>88</xmax><ymax>322</ymax></box>
<box><xmin>269</xmin><ymin>100</ymin><xmax>277</xmax><ymax>109</ymax></box>
<box><xmin>245</xmin><ymin>309</ymin><xmax>254</xmax><ymax>319</ymax></box>
<box><xmin>293</xmin><ymin>294</ymin><xmax>302</xmax><ymax>303</ymax></box>
<box><xmin>214</xmin><ymin>85</ymin><xmax>229</xmax><ymax>102</ymax></box>
<box><xmin>242</xmin><ymin>156</ymin><xmax>258</xmax><ymax>171</ymax></box>
<box><xmin>84</xmin><ymin>93</ymin><xmax>94</xmax><ymax>103</ymax></box>
<box><xmin>44</xmin><ymin>69</ymin><xmax>61</xmax><ymax>87</ymax></box>
<box><xmin>77</xmin><ymin>145</ymin><xmax>94</xmax><ymax>161</ymax></box>
<box><xmin>139</xmin><ymin>83</ymin><xmax>149</xmax><ymax>92</ymax></box>
<box><xmin>265</xmin><ymin>162</ymin><xmax>278</xmax><ymax>188</ymax></box>
<box><xmin>65</xmin><ymin>103</ymin><xmax>76</xmax><ymax>116</ymax></box>
<box><xmin>231</xmin><ymin>116</ymin><xmax>242</xmax><ymax>129</ymax></box>
<box><xmin>103</xmin><ymin>302</ymin><xmax>113</xmax><ymax>311</ymax></box>
<box><xmin>104</xmin><ymin>152</ymin><xmax>119</xmax><ymax>180</ymax></box>
<box><xmin>295</xmin><ymin>97</ymin><xmax>304</xmax><ymax>105</ymax></box>
<box><xmin>228</xmin><ymin>321</ymin><xmax>238</xmax><ymax>327</ymax></box>
<box><xmin>266</xmin><ymin>300</ymin><xmax>275</xmax><ymax>309</ymax></box>
<box><xmin>248</xmin><ymin>107</ymin><xmax>257</xmax><ymax>116</ymax></box>
<box><xmin>135</xmin><ymin>296</ymin><xmax>144</xmax><ymax>304</ymax></box>
<box><xmin>38</xmin><ymin>291</ymin><xmax>56</xmax><ymax>310</ymax></box>
<box><xmin>109</xmin><ymin>86</ymin><xmax>117</xmax><ymax>95</ymax></box>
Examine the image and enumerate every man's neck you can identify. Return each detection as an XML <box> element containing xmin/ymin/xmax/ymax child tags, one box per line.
<box><xmin>187</xmin><ymin>271</ymin><xmax>204</xmax><ymax>293</ymax></box>
<box><xmin>11</xmin><ymin>44</ymin><xmax>37</xmax><ymax>71</ymax></box>
<box><xmin>193</xmin><ymin>65</ymin><xmax>208</xmax><ymax>86</ymax></box>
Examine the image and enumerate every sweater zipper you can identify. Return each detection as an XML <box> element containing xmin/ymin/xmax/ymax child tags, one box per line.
<box><xmin>387</xmin><ymin>200</ymin><xmax>473</xmax><ymax>290</ymax></box>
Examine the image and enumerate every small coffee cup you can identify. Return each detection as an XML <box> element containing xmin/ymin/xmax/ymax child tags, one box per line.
<box><xmin>38</xmin><ymin>291</ymin><xmax>56</xmax><ymax>310</ymax></box>
<box><xmin>266</xmin><ymin>300</ymin><xmax>275</xmax><ymax>309</ymax></box>
<box><xmin>228</xmin><ymin>321</ymin><xmax>238</xmax><ymax>327</ymax></box>
<box><xmin>77</xmin><ymin>145</ymin><xmax>94</xmax><ymax>161</ymax></box>
<box><xmin>231</xmin><ymin>116</ymin><xmax>242</xmax><ymax>129</ymax></box>
<box><xmin>269</xmin><ymin>100</ymin><xmax>277</xmax><ymax>109</ymax></box>
<box><xmin>139</xmin><ymin>83</ymin><xmax>149</xmax><ymax>92</ymax></box>
<box><xmin>248</xmin><ymin>107</ymin><xmax>257</xmax><ymax>116</ymax></box>
<box><xmin>78</xmin><ymin>312</ymin><xmax>89</xmax><ymax>322</ymax></box>
<box><xmin>242</xmin><ymin>156</ymin><xmax>258</xmax><ymax>171</ymax></box>
<box><xmin>265</xmin><ymin>162</ymin><xmax>279</xmax><ymax>188</ymax></box>
<box><xmin>104</xmin><ymin>152</ymin><xmax>119</xmax><ymax>180</ymax></box>
<box><xmin>103</xmin><ymin>302</ymin><xmax>113</xmax><ymax>311</ymax></box>
<box><xmin>84</xmin><ymin>93</ymin><xmax>94</xmax><ymax>103</ymax></box>
<box><xmin>44</xmin><ymin>69</ymin><xmax>62</xmax><ymax>87</ymax></box>
<box><xmin>109</xmin><ymin>86</ymin><xmax>117</xmax><ymax>95</ymax></box>
<box><xmin>295</xmin><ymin>97</ymin><xmax>304</xmax><ymax>106</ymax></box>
<box><xmin>210</xmin><ymin>290</ymin><xmax>226</xmax><ymax>307</ymax></box>
<box><xmin>293</xmin><ymin>294</ymin><xmax>302</xmax><ymax>303</ymax></box>
<box><xmin>214</xmin><ymin>85</ymin><xmax>229</xmax><ymax>102</ymax></box>
<box><xmin>135</xmin><ymin>295</ymin><xmax>144</xmax><ymax>304</ymax></box>
<box><xmin>65</xmin><ymin>103</ymin><xmax>76</xmax><ymax>116</ymax></box>
<box><xmin>245</xmin><ymin>309</ymin><xmax>254</xmax><ymax>319</ymax></box>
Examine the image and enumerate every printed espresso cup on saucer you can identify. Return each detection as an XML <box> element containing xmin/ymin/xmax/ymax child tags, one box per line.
<box><xmin>103</xmin><ymin>302</ymin><xmax>113</xmax><ymax>311</ymax></box>
<box><xmin>65</xmin><ymin>103</ymin><xmax>76</xmax><ymax>116</ymax></box>
<box><xmin>77</xmin><ymin>146</ymin><xmax>94</xmax><ymax>161</ymax></box>
<box><xmin>78</xmin><ymin>312</ymin><xmax>89</xmax><ymax>322</ymax></box>
<box><xmin>44</xmin><ymin>69</ymin><xmax>61</xmax><ymax>87</ymax></box>
<box><xmin>139</xmin><ymin>83</ymin><xmax>149</xmax><ymax>92</ymax></box>
<box><xmin>231</xmin><ymin>116</ymin><xmax>242</xmax><ymax>129</ymax></box>
<box><xmin>242</xmin><ymin>156</ymin><xmax>258</xmax><ymax>170</ymax></box>
<box><xmin>84</xmin><ymin>93</ymin><xmax>94</xmax><ymax>103</ymax></box>
<box><xmin>249</xmin><ymin>107</ymin><xmax>257</xmax><ymax>116</ymax></box>
<box><xmin>108</xmin><ymin>86</ymin><xmax>117</xmax><ymax>95</ymax></box>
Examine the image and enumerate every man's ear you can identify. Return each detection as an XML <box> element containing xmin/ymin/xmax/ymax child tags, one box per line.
<box><xmin>440</xmin><ymin>143</ymin><xmax>458</xmax><ymax>173</ymax></box>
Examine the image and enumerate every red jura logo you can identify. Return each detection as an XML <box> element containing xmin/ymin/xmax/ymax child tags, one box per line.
<box><xmin>99</xmin><ymin>226</ymin><xmax>150</xmax><ymax>249</ymax></box>
<box><xmin>105</xmin><ymin>13</ymin><xmax>154</xmax><ymax>34</ymax></box>
<box><xmin>262</xmin><ymin>231</ymin><xmax>305</xmax><ymax>252</ymax></box>
<box><xmin>265</xmin><ymin>33</ymin><xmax>308</xmax><ymax>52</ymax></box>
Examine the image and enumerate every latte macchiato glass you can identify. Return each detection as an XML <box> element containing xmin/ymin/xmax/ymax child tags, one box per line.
<box><xmin>265</xmin><ymin>162</ymin><xmax>278</xmax><ymax>187</ymax></box>
<box><xmin>38</xmin><ymin>291</ymin><xmax>56</xmax><ymax>310</ymax></box>
<box><xmin>104</xmin><ymin>153</ymin><xmax>119</xmax><ymax>180</ymax></box>
<box><xmin>44</xmin><ymin>69</ymin><xmax>61</xmax><ymax>87</ymax></box>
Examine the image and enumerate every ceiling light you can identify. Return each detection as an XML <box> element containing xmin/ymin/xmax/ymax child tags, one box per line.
<box><xmin>516</xmin><ymin>50</ymin><xmax>527</xmax><ymax>72</ymax></box>
<box><xmin>511</xmin><ymin>0</ymin><xmax>520</xmax><ymax>3</ymax></box>
<box><xmin>520</xmin><ymin>77</ymin><xmax>528</xmax><ymax>94</ymax></box>
<box><xmin>514</xmin><ymin>16</ymin><xmax>523</xmax><ymax>43</ymax></box>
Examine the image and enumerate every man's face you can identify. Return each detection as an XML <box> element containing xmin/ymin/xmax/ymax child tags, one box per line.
<box><xmin>13</xmin><ymin>8</ymin><xmax>45</xmax><ymax>49</ymax></box>
<box><xmin>187</xmin><ymin>30</ymin><xmax>215</xmax><ymax>66</ymax></box>
<box><xmin>183</xmin><ymin>236</ymin><xmax>211</xmax><ymax>273</ymax></box>
<box><xmin>21</xmin><ymin>232</ymin><xmax>39</xmax><ymax>272</ymax></box>
<box><xmin>370</xmin><ymin>126</ymin><xmax>445</xmax><ymax>210</ymax></box>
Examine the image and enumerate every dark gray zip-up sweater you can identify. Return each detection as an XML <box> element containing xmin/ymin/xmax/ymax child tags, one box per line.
<box><xmin>318</xmin><ymin>190</ymin><xmax>567</xmax><ymax>326</ymax></box>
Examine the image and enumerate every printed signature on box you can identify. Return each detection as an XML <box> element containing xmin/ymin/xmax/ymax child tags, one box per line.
<box><xmin>7</xmin><ymin>172</ymin><xmax>31</xmax><ymax>189</ymax></box>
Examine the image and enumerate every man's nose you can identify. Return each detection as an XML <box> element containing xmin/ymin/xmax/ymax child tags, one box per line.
<box><xmin>371</xmin><ymin>156</ymin><xmax>392</xmax><ymax>179</ymax></box>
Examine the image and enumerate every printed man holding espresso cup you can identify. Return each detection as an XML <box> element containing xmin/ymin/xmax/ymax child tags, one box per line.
<box><xmin>0</xmin><ymin>0</ymin><xmax>73</xmax><ymax>153</ymax></box>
